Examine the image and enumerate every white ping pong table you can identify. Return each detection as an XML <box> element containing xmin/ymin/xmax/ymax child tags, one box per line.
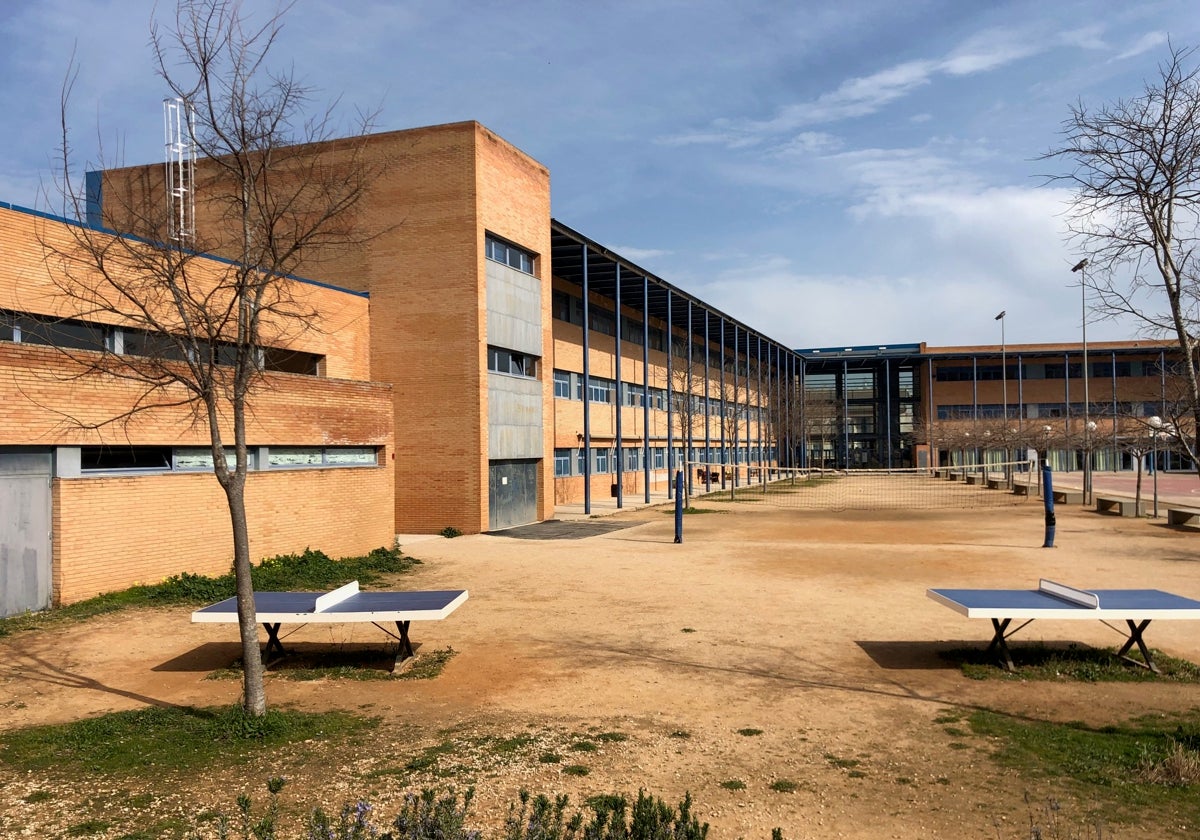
<box><xmin>191</xmin><ymin>580</ymin><xmax>468</xmax><ymax>662</ymax></box>
<box><xmin>927</xmin><ymin>579</ymin><xmax>1200</xmax><ymax>673</ymax></box>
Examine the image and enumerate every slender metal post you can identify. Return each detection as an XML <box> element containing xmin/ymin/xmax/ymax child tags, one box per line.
<box><xmin>581</xmin><ymin>245</ymin><xmax>592</xmax><ymax>514</ymax></box>
<box><xmin>614</xmin><ymin>265</ymin><xmax>623</xmax><ymax>507</ymax></box>
<box><xmin>642</xmin><ymin>276</ymin><xmax>650</xmax><ymax>503</ymax></box>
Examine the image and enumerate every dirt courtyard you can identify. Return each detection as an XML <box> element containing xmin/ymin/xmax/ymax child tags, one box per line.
<box><xmin>4</xmin><ymin>495</ymin><xmax>1200</xmax><ymax>838</ymax></box>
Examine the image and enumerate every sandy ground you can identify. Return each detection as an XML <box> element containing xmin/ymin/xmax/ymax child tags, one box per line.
<box><xmin>4</xmin><ymin>493</ymin><xmax>1200</xmax><ymax>838</ymax></box>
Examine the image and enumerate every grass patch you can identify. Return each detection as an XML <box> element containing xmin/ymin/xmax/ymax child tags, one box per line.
<box><xmin>969</xmin><ymin>708</ymin><xmax>1200</xmax><ymax>823</ymax></box>
<box><xmin>208</xmin><ymin>647</ymin><xmax>457</xmax><ymax>682</ymax></box>
<box><xmin>824</xmin><ymin>754</ymin><xmax>859</xmax><ymax>769</ymax></box>
<box><xmin>736</xmin><ymin>727</ymin><xmax>764</xmax><ymax>736</ymax></box>
<box><xmin>941</xmin><ymin>642</ymin><xmax>1200</xmax><ymax>682</ymax></box>
<box><xmin>562</xmin><ymin>764</ymin><xmax>589</xmax><ymax>776</ymax></box>
<box><xmin>668</xmin><ymin>730</ymin><xmax>691</xmax><ymax>739</ymax></box>
<box><xmin>570</xmin><ymin>740</ymin><xmax>598</xmax><ymax>752</ymax></box>
<box><xmin>719</xmin><ymin>779</ymin><xmax>746</xmax><ymax>790</ymax></box>
<box><xmin>0</xmin><ymin>705</ymin><xmax>373</xmax><ymax>777</ymax></box>
<box><xmin>0</xmin><ymin>546</ymin><xmax>419</xmax><ymax>638</ymax></box>
<box><xmin>769</xmin><ymin>779</ymin><xmax>797</xmax><ymax>793</ymax></box>
<box><xmin>66</xmin><ymin>820</ymin><xmax>111</xmax><ymax>836</ymax></box>
<box><xmin>538</xmin><ymin>752</ymin><xmax>562</xmax><ymax>764</ymax></box>
<box><xmin>596</xmin><ymin>731</ymin><xmax>628</xmax><ymax>743</ymax></box>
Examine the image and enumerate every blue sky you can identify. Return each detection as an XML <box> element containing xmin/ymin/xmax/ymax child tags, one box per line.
<box><xmin>2</xmin><ymin>0</ymin><xmax>1197</xmax><ymax>349</ymax></box>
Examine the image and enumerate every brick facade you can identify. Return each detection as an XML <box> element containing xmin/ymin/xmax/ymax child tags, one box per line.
<box><xmin>1</xmin><ymin>203</ymin><xmax>393</xmax><ymax>606</ymax></box>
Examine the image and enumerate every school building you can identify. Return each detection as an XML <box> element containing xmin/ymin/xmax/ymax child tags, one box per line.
<box><xmin>2</xmin><ymin>119</ymin><xmax>1190</xmax><ymax>615</ymax></box>
<box><xmin>798</xmin><ymin>340</ymin><xmax>1187</xmax><ymax>474</ymax></box>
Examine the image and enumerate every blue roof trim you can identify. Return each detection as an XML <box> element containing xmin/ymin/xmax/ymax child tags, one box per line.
<box><xmin>0</xmin><ymin>199</ymin><xmax>370</xmax><ymax>299</ymax></box>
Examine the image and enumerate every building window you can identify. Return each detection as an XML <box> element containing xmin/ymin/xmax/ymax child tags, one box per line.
<box><xmin>554</xmin><ymin>370</ymin><xmax>572</xmax><ymax>399</ymax></box>
<box><xmin>594</xmin><ymin>448</ymin><xmax>610</xmax><ymax>473</ymax></box>
<box><xmin>174</xmin><ymin>448</ymin><xmax>251</xmax><ymax>471</ymax></box>
<box><xmin>587</xmin><ymin>378</ymin><xmax>613</xmax><ymax>404</ymax></box>
<box><xmin>554</xmin><ymin>448</ymin><xmax>571</xmax><ymax>477</ymax></box>
<box><xmin>80</xmin><ymin>446</ymin><xmax>172</xmax><ymax>473</ymax></box>
<box><xmin>485</xmin><ymin>234</ymin><xmax>535</xmax><ymax>274</ymax></box>
<box><xmin>268</xmin><ymin>447</ymin><xmax>378</xmax><ymax>468</ymax></box>
<box><xmin>4</xmin><ymin>312</ymin><xmax>108</xmax><ymax>352</ymax></box>
<box><xmin>488</xmin><ymin>346</ymin><xmax>538</xmax><ymax>378</ymax></box>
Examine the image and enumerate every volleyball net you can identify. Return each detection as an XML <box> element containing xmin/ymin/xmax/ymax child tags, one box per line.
<box><xmin>685</xmin><ymin>460</ymin><xmax>1039</xmax><ymax>511</ymax></box>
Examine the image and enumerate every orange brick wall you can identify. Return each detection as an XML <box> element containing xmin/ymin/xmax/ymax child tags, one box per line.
<box><xmin>475</xmin><ymin>125</ymin><xmax>554</xmax><ymax>524</ymax></box>
<box><xmin>100</xmin><ymin>122</ymin><xmax>555</xmax><ymax>534</ymax></box>
<box><xmin>0</xmin><ymin>341</ymin><xmax>393</xmax><ymax>447</ymax></box>
<box><xmin>53</xmin><ymin>464</ymin><xmax>394</xmax><ymax>604</ymax></box>
<box><xmin>0</xmin><ymin>206</ymin><xmax>371</xmax><ymax>382</ymax></box>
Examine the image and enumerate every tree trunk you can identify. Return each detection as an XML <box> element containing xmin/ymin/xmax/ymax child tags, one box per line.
<box><xmin>225</xmin><ymin>473</ymin><xmax>267</xmax><ymax>716</ymax></box>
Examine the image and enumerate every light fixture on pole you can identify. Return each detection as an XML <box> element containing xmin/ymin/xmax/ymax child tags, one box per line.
<box><xmin>1071</xmin><ymin>259</ymin><xmax>1090</xmax><ymax>503</ymax></box>
<box><xmin>995</xmin><ymin>310</ymin><xmax>1008</xmax><ymax>484</ymax></box>
<box><xmin>1149</xmin><ymin>416</ymin><xmax>1162</xmax><ymax>518</ymax></box>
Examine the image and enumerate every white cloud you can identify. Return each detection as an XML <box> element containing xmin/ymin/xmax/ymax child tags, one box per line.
<box><xmin>663</xmin><ymin>27</ymin><xmax>1046</xmax><ymax>148</ymax></box>
<box><xmin>612</xmin><ymin>246</ymin><xmax>672</xmax><ymax>263</ymax></box>
<box><xmin>1115</xmin><ymin>31</ymin><xmax>1169</xmax><ymax>61</ymax></box>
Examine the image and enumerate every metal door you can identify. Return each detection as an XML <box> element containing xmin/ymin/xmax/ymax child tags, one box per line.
<box><xmin>0</xmin><ymin>452</ymin><xmax>53</xmax><ymax>617</ymax></box>
<box><xmin>488</xmin><ymin>459</ymin><xmax>538</xmax><ymax>531</ymax></box>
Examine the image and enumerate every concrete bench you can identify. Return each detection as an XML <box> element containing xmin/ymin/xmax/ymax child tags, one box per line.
<box><xmin>1167</xmin><ymin>507</ymin><xmax>1200</xmax><ymax>528</ymax></box>
<box><xmin>1096</xmin><ymin>496</ymin><xmax>1142</xmax><ymax>517</ymax></box>
<box><xmin>965</xmin><ymin>474</ymin><xmax>981</xmax><ymax>486</ymax></box>
<box><xmin>1012</xmin><ymin>483</ymin><xmax>1031</xmax><ymax>496</ymax></box>
<box><xmin>986</xmin><ymin>477</ymin><xmax>1006</xmax><ymax>490</ymax></box>
<box><xmin>1052</xmin><ymin>489</ymin><xmax>1084</xmax><ymax>505</ymax></box>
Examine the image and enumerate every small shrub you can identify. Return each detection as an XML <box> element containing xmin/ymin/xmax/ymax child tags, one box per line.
<box><xmin>562</xmin><ymin>764</ymin><xmax>590</xmax><ymax>776</ymax></box>
<box><xmin>440</xmin><ymin>527</ymin><xmax>463</xmax><ymax>538</ymax></box>
<box><xmin>571</xmin><ymin>740</ymin><xmax>598</xmax><ymax>752</ymax></box>
<box><xmin>538</xmin><ymin>752</ymin><xmax>562</xmax><ymax>764</ymax></box>
<box><xmin>597</xmin><ymin>732</ymin><xmax>628</xmax><ymax>743</ymax></box>
<box><xmin>1139</xmin><ymin>739</ymin><xmax>1200</xmax><ymax>785</ymax></box>
<box><xmin>769</xmin><ymin>779</ymin><xmax>797</xmax><ymax>793</ymax></box>
<box><xmin>719</xmin><ymin>779</ymin><xmax>746</xmax><ymax>790</ymax></box>
<box><xmin>737</xmin><ymin>728</ymin><xmax>763</xmax><ymax>737</ymax></box>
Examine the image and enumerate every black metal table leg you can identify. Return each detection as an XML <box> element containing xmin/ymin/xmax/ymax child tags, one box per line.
<box><xmin>986</xmin><ymin>618</ymin><xmax>1016</xmax><ymax>672</ymax></box>
<box><xmin>396</xmin><ymin>620</ymin><xmax>414</xmax><ymax>660</ymax></box>
<box><xmin>262</xmin><ymin>622</ymin><xmax>286</xmax><ymax>658</ymax></box>
<box><xmin>1116</xmin><ymin>619</ymin><xmax>1158</xmax><ymax>673</ymax></box>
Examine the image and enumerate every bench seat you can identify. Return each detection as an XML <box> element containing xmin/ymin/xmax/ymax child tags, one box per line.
<box><xmin>1096</xmin><ymin>496</ymin><xmax>1142</xmax><ymax>517</ymax></box>
<box><xmin>1167</xmin><ymin>507</ymin><xmax>1200</xmax><ymax>528</ymax></box>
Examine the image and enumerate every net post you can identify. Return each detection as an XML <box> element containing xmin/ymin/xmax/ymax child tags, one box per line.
<box><xmin>1041</xmin><ymin>460</ymin><xmax>1056</xmax><ymax>548</ymax></box>
<box><xmin>673</xmin><ymin>470</ymin><xmax>684</xmax><ymax>544</ymax></box>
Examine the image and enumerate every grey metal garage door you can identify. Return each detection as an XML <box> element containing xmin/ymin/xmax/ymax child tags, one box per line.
<box><xmin>0</xmin><ymin>451</ymin><xmax>53</xmax><ymax>617</ymax></box>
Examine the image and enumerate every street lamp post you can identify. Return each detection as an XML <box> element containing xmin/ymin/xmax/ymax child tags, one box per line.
<box><xmin>1149</xmin><ymin>416</ymin><xmax>1162</xmax><ymax>518</ymax></box>
<box><xmin>1071</xmin><ymin>259</ymin><xmax>1090</xmax><ymax>503</ymax></box>
<box><xmin>995</xmin><ymin>310</ymin><xmax>1007</xmax><ymax>477</ymax></box>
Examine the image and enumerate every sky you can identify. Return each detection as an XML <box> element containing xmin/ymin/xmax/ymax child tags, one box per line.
<box><xmin>2</xmin><ymin>0</ymin><xmax>1198</xmax><ymax>351</ymax></box>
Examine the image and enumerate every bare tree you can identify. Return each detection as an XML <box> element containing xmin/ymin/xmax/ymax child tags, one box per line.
<box><xmin>1046</xmin><ymin>45</ymin><xmax>1200</xmax><ymax>476</ymax></box>
<box><xmin>47</xmin><ymin>0</ymin><xmax>382</xmax><ymax>716</ymax></box>
<box><xmin>669</xmin><ymin>340</ymin><xmax>705</xmax><ymax>498</ymax></box>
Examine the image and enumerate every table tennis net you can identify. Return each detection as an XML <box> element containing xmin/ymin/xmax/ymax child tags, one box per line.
<box><xmin>686</xmin><ymin>460</ymin><xmax>1038</xmax><ymax>511</ymax></box>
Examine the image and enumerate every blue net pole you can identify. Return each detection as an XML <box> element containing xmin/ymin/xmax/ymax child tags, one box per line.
<box><xmin>1041</xmin><ymin>460</ymin><xmax>1056</xmax><ymax>548</ymax></box>
<box><xmin>674</xmin><ymin>470</ymin><xmax>684</xmax><ymax>544</ymax></box>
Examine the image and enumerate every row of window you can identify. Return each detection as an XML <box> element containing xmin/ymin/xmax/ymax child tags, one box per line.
<box><xmin>936</xmin><ymin>360</ymin><xmax>1162</xmax><ymax>382</ymax></box>
<box><xmin>936</xmin><ymin>402</ymin><xmax>1166</xmax><ymax>420</ymax></box>
<box><xmin>487</xmin><ymin>345</ymin><xmax>539</xmax><ymax>378</ymax></box>
<box><xmin>552</xmin><ymin>369</ymin><xmax>768</xmax><ymax>421</ymax></box>
<box><xmin>485</xmin><ymin>235</ymin><xmax>535</xmax><ymax>275</ymax></box>
<box><xmin>552</xmin><ymin>445</ymin><xmax>777</xmax><ymax>477</ymax></box>
<box><xmin>78</xmin><ymin>445</ymin><xmax>378</xmax><ymax>474</ymax></box>
<box><xmin>1</xmin><ymin>309</ymin><xmax>323</xmax><ymax>375</ymax></box>
<box><xmin>551</xmin><ymin>290</ymin><xmax>670</xmax><ymax>351</ymax></box>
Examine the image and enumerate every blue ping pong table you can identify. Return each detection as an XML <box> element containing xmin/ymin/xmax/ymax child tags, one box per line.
<box><xmin>927</xmin><ymin>579</ymin><xmax>1200</xmax><ymax>672</ymax></box>
<box><xmin>191</xmin><ymin>580</ymin><xmax>468</xmax><ymax>662</ymax></box>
